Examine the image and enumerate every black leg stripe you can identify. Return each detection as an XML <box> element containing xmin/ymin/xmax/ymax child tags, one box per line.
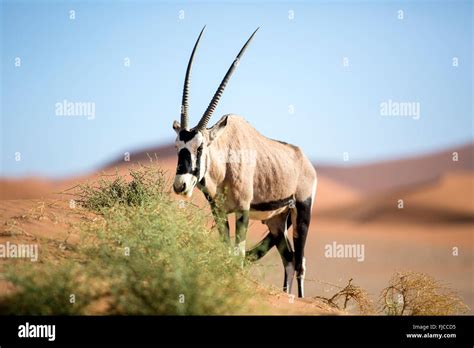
<box><xmin>250</xmin><ymin>195</ymin><xmax>295</xmax><ymax>211</ymax></box>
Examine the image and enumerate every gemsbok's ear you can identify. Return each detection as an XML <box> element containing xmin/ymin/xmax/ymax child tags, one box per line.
<box><xmin>208</xmin><ymin>116</ymin><xmax>228</xmax><ymax>142</ymax></box>
<box><xmin>172</xmin><ymin>120</ymin><xmax>181</xmax><ymax>134</ymax></box>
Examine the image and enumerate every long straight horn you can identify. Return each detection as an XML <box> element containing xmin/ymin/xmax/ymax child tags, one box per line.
<box><xmin>181</xmin><ymin>26</ymin><xmax>206</xmax><ymax>130</ymax></box>
<box><xmin>196</xmin><ymin>27</ymin><xmax>259</xmax><ymax>131</ymax></box>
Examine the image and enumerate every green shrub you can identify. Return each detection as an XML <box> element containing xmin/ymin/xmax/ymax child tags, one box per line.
<box><xmin>0</xmin><ymin>165</ymin><xmax>255</xmax><ymax>315</ymax></box>
<box><xmin>75</xmin><ymin>165</ymin><xmax>168</xmax><ymax>212</ymax></box>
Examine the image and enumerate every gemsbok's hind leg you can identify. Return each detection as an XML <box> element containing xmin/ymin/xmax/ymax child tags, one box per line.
<box><xmin>246</xmin><ymin>232</ymin><xmax>275</xmax><ymax>261</ymax></box>
<box><xmin>277</xmin><ymin>215</ymin><xmax>295</xmax><ymax>294</ymax></box>
<box><xmin>292</xmin><ymin>198</ymin><xmax>312</xmax><ymax>298</ymax></box>
<box><xmin>266</xmin><ymin>213</ymin><xmax>295</xmax><ymax>294</ymax></box>
<box><xmin>246</xmin><ymin>213</ymin><xmax>292</xmax><ymax>262</ymax></box>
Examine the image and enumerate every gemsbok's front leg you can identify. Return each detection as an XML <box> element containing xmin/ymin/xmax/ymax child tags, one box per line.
<box><xmin>235</xmin><ymin>210</ymin><xmax>249</xmax><ymax>260</ymax></box>
<box><xmin>201</xmin><ymin>186</ymin><xmax>230</xmax><ymax>243</ymax></box>
<box><xmin>213</xmin><ymin>207</ymin><xmax>230</xmax><ymax>244</ymax></box>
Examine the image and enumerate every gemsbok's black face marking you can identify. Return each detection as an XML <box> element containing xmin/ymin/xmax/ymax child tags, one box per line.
<box><xmin>173</xmin><ymin>130</ymin><xmax>206</xmax><ymax>196</ymax></box>
<box><xmin>176</xmin><ymin>148</ymin><xmax>192</xmax><ymax>175</ymax></box>
<box><xmin>176</xmin><ymin>142</ymin><xmax>204</xmax><ymax>176</ymax></box>
<box><xmin>179</xmin><ymin>129</ymin><xmax>198</xmax><ymax>142</ymax></box>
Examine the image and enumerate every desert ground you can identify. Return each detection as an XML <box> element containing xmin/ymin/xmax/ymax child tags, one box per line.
<box><xmin>1</xmin><ymin>143</ymin><xmax>472</xmax><ymax>314</ymax></box>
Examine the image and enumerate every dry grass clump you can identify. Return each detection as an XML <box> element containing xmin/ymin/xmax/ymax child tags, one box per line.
<box><xmin>315</xmin><ymin>278</ymin><xmax>375</xmax><ymax>314</ymax></box>
<box><xmin>314</xmin><ymin>271</ymin><xmax>469</xmax><ymax>316</ymax></box>
<box><xmin>379</xmin><ymin>270</ymin><xmax>470</xmax><ymax>315</ymax></box>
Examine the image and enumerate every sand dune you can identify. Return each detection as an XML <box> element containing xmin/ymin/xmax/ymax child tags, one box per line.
<box><xmin>317</xmin><ymin>143</ymin><xmax>473</xmax><ymax>194</ymax></box>
<box><xmin>318</xmin><ymin>172</ymin><xmax>474</xmax><ymax>224</ymax></box>
<box><xmin>0</xmin><ymin>178</ymin><xmax>57</xmax><ymax>200</ymax></box>
<box><xmin>406</xmin><ymin>172</ymin><xmax>473</xmax><ymax>215</ymax></box>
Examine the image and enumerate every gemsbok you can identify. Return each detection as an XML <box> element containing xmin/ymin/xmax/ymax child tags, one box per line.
<box><xmin>172</xmin><ymin>27</ymin><xmax>317</xmax><ymax>298</ymax></box>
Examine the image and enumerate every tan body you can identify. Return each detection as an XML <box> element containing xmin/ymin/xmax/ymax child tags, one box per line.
<box><xmin>202</xmin><ymin>114</ymin><xmax>317</xmax><ymax>217</ymax></box>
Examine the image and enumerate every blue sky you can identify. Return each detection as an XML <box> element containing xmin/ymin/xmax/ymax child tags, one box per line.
<box><xmin>1</xmin><ymin>0</ymin><xmax>472</xmax><ymax>178</ymax></box>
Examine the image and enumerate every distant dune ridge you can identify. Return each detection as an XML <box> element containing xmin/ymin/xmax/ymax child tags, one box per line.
<box><xmin>105</xmin><ymin>142</ymin><xmax>474</xmax><ymax>198</ymax></box>
<box><xmin>1</xmin><ymin>143</ymin><xmax>473</xmax><ymax>204</ymax></box>
<box><xmin>1</xmin><ymin>142</ymin><xmax>472</xmax><ymax>227</ymax></box>
<box><xmin>316</xmin><ymin>143</ymin><xmax>473</xmax><ymax>194</ymax></box>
